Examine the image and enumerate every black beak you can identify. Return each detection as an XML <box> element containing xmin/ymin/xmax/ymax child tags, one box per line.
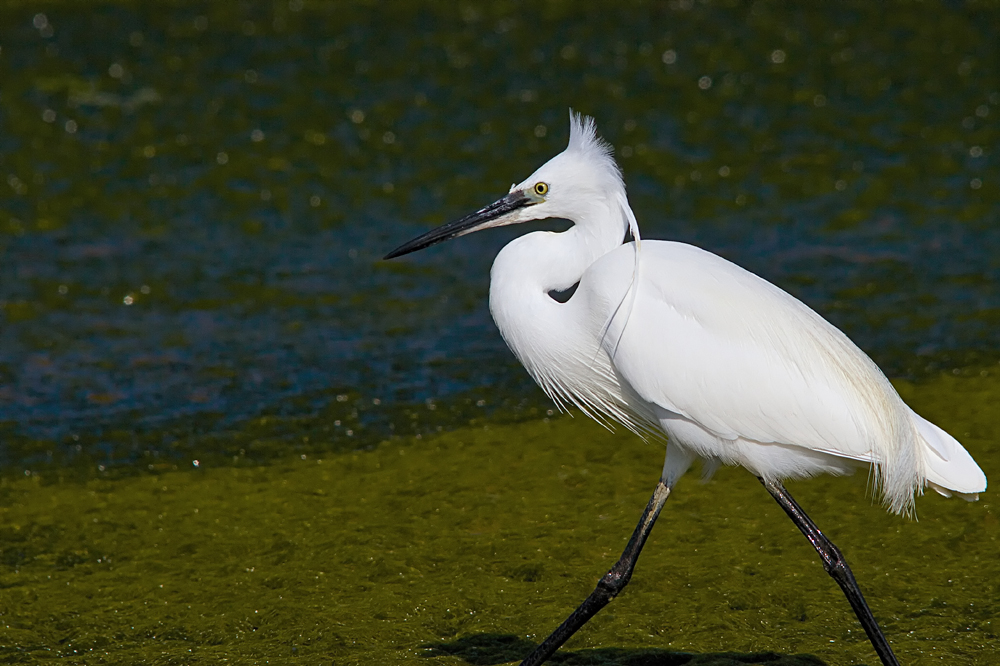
<box><xmin>384</xmin><ymin>190</ymin><xmax>530</xmax><ymax>260</ymax></box>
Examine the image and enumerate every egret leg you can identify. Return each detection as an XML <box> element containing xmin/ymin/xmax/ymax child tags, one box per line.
<box><xmin>518</xmin><ymin>480</ymin><xmax>672</xmax><ymax>666</ymax></box>
<box><xmin>759</xmin><ymin>478</ymin><xmax>901</xmax><ymax>666</ymax></box>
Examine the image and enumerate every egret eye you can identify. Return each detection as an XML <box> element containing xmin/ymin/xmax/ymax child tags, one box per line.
<box><xmin>534</xmin><ymin>182</ymin><xmax>549</xmax><ymax>196</ymax></box>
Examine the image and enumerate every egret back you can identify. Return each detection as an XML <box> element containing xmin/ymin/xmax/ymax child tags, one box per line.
<box><xmin>582</xmin><ymin>241</ymin><xmax>986</xmax><ymax>513</ymax></box>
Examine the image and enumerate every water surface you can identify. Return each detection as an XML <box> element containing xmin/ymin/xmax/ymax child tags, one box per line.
<box><xmin>0</xmin><ymin>1</ymin><xmax>997</xmax><ymax>468</ymax></box>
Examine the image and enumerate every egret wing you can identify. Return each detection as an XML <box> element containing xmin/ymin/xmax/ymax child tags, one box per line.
<box><xmin>586</xmin><ymin>241</ymin><xmax>906</xmax><ymax>464</ymax></box>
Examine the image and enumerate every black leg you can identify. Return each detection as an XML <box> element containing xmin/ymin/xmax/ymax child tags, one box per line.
<box><xmin>759</xmin><ymin>478</ymin><xmax>901</xmax><ymax>666</ymax></box>
<box><xmin>519</xmin><ymin>481</ymin><xmax>672</xmax><ymax>666</ymax></box>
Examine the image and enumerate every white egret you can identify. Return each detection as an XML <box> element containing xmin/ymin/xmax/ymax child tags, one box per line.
<box><xmin>385</xmin><ymin>112</ymin><xmax>986</xmax><ymax>666</ymax></box>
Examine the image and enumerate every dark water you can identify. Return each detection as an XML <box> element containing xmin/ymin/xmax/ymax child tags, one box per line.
<box><xmin>0</xmin><ymin>2</ymin><xmax>998</xmax><ymax>471</ymax></box>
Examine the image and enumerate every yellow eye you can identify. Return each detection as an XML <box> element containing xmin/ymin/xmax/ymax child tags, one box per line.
<box><xmin>534</xmin><ymin>182</ymin><xmax>549</xmax><ymax>196</ymax></box>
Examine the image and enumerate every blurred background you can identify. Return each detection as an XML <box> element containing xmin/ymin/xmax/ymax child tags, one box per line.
<box><xmin>1</xmin><ymin>1</ymin><xmax>997</xmax><ymax>476</ymax></box>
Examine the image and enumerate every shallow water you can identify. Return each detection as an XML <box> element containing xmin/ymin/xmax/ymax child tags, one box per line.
<box><xmin>0</xmin><ymin>1</ymin><xmax>998</xmax><ymax>468</ymax></box>
<box><xmin>0</xmin><ymin>1</ymin><xmax>998</xmax><ymax>664</ymax></box>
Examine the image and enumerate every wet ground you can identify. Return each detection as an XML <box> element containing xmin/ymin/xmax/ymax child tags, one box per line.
<box><xmin>2</xmin><ymin>372</ymin><xmax>999</xmax><ymax>664</ymax></box>
<box><xmin>0</xmin><ymin>1</ymin><xmax>998</xmax><ymax>664</ymax></box>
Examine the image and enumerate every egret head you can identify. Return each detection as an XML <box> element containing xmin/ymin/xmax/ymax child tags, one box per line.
<box><xmin>385</xmin><ymin>111</ymin><xmax>636</xmax><ymax>260</ymax></box>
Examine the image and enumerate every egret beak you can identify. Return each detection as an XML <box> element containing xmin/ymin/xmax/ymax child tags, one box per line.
<box><xmin>384</xmin><ymin>190</ymin><xmax>531</xmax><ymax>259</ymax></box>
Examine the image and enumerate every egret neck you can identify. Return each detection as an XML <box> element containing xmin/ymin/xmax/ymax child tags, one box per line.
<box><xmin>489</xmin><ymin>214</ymin><xmax>636</xmax><ymax>427</ymax></box>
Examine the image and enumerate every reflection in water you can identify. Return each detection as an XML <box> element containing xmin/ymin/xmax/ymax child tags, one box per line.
<box><xmin>0</xmin><ymin>3</ymin><xmax>997</xmax><ymax>471</ymax></box>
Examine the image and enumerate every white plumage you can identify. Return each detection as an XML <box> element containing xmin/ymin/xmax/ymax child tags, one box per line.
<box><xmin>484</xmin><ymin>113</ymin><xmax>985</xmax><ymax>515</ymax></box>
<box><xmin>385</xmin><ymin>111</ymin><xmax>987</xmax><ymax>666</ymax></box>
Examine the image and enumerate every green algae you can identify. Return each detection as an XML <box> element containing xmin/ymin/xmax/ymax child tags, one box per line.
<box><xmin>2</xmin><ymin>371</ymin><xmax>997</xmax><ymax>664</ymax></box>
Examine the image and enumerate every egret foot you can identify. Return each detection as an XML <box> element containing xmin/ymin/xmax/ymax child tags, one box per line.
<box><xmin>518</xmin><ymin>481</ymin><xmax>671</xmax><ymax>666</ymax></box>
<box><xmin>760</xmin><ymin>478</ymin><xmax>901</xmax><ymax>666</ymax></box>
